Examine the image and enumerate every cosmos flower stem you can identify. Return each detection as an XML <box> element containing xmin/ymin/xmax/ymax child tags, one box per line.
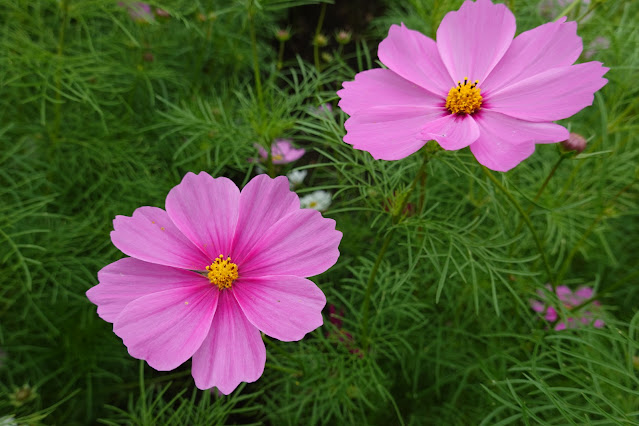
<box><xmin>139</xmin><ymin>360</ymin><xmax>148</xmax><ymax>419</ymax></box>
<box><xmin>513</xmin><ymin>153</ymin><xmax>570</xmax><ymax>237</ymax></box>
<box><xmin>53</xmin><ymin>0</ymin><xmax>70</xmax><ymax>142</ymax></box>
<box><xmin>482</xmin><ymin>166</ymin><xmax>557</xmax><ymax>289</ymax></box>
<box><xmin>360</xmin><ymin>151</ymin><xmax>431</xmax><ymax>352</ymax></box>
<box><xmin>313</xmin><ymin>3</ymin><xmax>327</xmax><ymax>74</ymax></box>
<box><xmin>277</xmin><ymin>40</ymin><xmax>286</xmax><ymax>70</ymax></box>
<box><xmin>574</xmin><ymin>268</ymin><xmax>639</xmax><ymax>313</ymax></box>
<box><xmin>247</xmin><ymin>1</ymin><xmax>264</xmax><ymax>115</ymax></box>
<box><xmin>360</xmin><ymin>231</ymin><xmax>394</xmax><ymax>353</ymax></box>
<box><xmin>557</xmin><ymin>179</ymin><xmax>636</xmax><ymax>284</ymax></box>
<box><xmin>553</xmin><ymin>0</ymin><xmax>584</xmax><ymax>22</ymax></box>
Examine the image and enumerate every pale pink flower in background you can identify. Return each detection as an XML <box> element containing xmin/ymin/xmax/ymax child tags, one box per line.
<box><xmin>584</xmin><ymin>36</ymin><xmax>610</xmax><ymax>59</ymax></box>
<box><xmin>254</xmin><ymin>139</ymin><xmax>305</xmax><ymax>164</ymax></box>
<box><xmin>287</xmin><ymin>169</ymin><xmax>308</xmax><ymax>188</ymax></box>
<box><xmin>118</xmin><ymin>2</ymin><xmax>154</xmax><ymax>23</ymax></box>
<box><xmin>338</xmin><ymin>0</ymin><xmax>608</xmax><ymax>171</ymax></box>
<box><xmin>530</xmin><ymin>285</ymin><xmax>604</xmax><ymax>330</ymax></box>
<box><xmin>87</xmin><ymin>173</ymin><xmax>342</xmax><ymax>394</ymax></box>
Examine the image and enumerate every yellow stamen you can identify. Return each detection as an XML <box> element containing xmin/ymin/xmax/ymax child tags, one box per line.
<box><xmin>445</xmin><ymin>78</ymin><xmax>482</xmax><ymax>115</ymax></box>
<box><xmin>273</xmin><ymin>154</ymin><xmax>284</xmax><ymax>161</ymax></box>
<box><xmin>206</xmin><ymin>255</ymin><xmax>238</xmax><ymax>290</ymax></box>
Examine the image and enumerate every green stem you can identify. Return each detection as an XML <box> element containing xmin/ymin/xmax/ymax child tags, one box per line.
<box><xmin>360</xmin><ymin>152</ymin><xmax>431</xmax><ymax>352</ymax></box>
<box><xmin>277</xmin><ymin>40</ymin><xmax>285</xmax><ymax>70</ymax></box>
<box><xmin>247</xmin><ymin>1</ymin><xmax>264</xmax><ymax>114</ymax></box>
<box><xmin>482</xmin><ymin>166</ymin><xmax>556</xmax><ymax>288</ymax></box>
<box><xmin>512</xmin><ymin>153</ymin><xmax>568</xmax><ymax>238</ymax></box>
<box><xmin>573</xmin><ymin>267</ymin><xmax>639</xmax><ymax>312</ymax></box>
<box><xmin>53</xmin><ymin>0</ymin><xmax>70</xmax><ymax>141</ymax></box>
<box><xmin>556</xmin><ymin>180</ymin><xmax>635</xmax><ymax>284</ymax></box>
<box><xmin>360</xmin><ymin>232</ymin><xmax>394</xmax><ymax>353</ymax></box>
<box><xmin>138</xmin><ymin>361</ymin><xmax>147</xmax><ymax>422</ymax></box>
<box><xmin>313</xmin><ymin>3</ymin><xmax>327</xmax><ymax>73</ymax></box>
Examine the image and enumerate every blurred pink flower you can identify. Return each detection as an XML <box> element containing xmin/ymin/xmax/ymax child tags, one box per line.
<box><xmin>530</xmin><ymin>285</ymin><xmax>604</xmax><ymax>330</ymax></box>
<box><xmin>255</xmin><ymin>139</ymin><xmax>305</xmax><ymax>164</ymax></box>
<box><xmin>584</xmin><ymin>36</ymin><xmax>610</xmax><ymax>59</ymax></box>
<box><xmin>87</xmin><ymin>173</ymin><xmax>341</xmax><ymax>394</ymax></box>
<box><xmin>338</xmin><ymin>0</ymin><xmax>608</xmax><ymax>171</ymax></box>
<box><xmin>326</xmin><ymin>305</ymin><xmax>363</xmax><ymax>358</ymax></box>
<box><xmin>118</xmin><ymin>2</ymin><xmax>154</xmax><ymax>23</ymax></box>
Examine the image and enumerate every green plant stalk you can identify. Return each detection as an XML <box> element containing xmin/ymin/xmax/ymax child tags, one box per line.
<box><xmin>556</xmin><ymin>179</ymin><xmax>635</xmax><ymax>284</ymax></box>
<box><xmin>573</xmin><ymin>267</ymin><xmax>639</xmax><ymax>312</ymax></box>
<box><xmin>512</xmin><ymin>152</ymin><xmax>569</xmax><ymax>237</ymax></box>
<box><xmin>277</xmin><ymin>40</ymin><xmax>285</xmax><ymax>70</ymax></box>
<box><xmin>360</xmin><ymin>152</ymin><xmax>430</xmax><ymax>352</ymax></box>
<box><xmin>482</xmin><ymin>166</ymin><xmax>556</xmax><ymax>288</ymax></box>
<box><xmin>53</xmin><ymin>0</ymin><xmax>70</xmax><ymax>141</ymax></box>
<box><xmin>247</xmin><ymin>2</ymin><xmax>264</xmax><ymax>114</ymax></box>
<box><xmin>313</xmin><ymin>3</ymin><xmax>327</xmax><ymax>73</ymax></box>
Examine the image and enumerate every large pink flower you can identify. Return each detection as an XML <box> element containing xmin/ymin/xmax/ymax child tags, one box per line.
<box><xmin>337</xmin><ymin>0</ymin><xmax>608</xmax><ymax>171</ymax></box>
<box><xmin>86</xmin><ymin>173</ymin><xmax>342</xmax><ymax>394</ymax></box>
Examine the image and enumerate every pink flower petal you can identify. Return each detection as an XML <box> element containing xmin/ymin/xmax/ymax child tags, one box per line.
<box><xmin>545</xmin><ymin>306</ymin><xmax>558</xmax><ymax>322</ymax></box>
<box><xmin>594</xmin><ymin>319</ymin><xmax>604</xmax><ymax>328</ymax></box>
<box><xmin>487</xmin><ymin>62</ymin><xmax>608</xmax><ymax>122</ymax></box>
<box><xmin>87</xmin><ymin>258</ymin><xmax>207</xmax><ymax>323</ymax></box>
<box><xmin>377</xmin><ymin>24</ymin><xmax>452</xmax><ymax>96</ymax></box>
<box><xmin>343</xmin><ymin>108</ymin><xmax>443</xmax><ymax>160</ymax></box>
<box><xmin>232</xmin><ymin>175</ymin><xmax>299</xmax><ymax>264</ymax></box>
<box><xmin>272</xmin><ymin>139</ymin><xmax>305</xmax><ymax>164</ymax></box>
<box><xmin>338</xmin><ymin>68</ymin><xmax>442</xmax><ymax>116</ymax></box>
<box><xmin>240</xmin><ymin>209</ymin><xmax>342</xmax><ymax>278</ymax></box>
<box><xmin>111</xmin><ymin>206</ymin><xmax>211</xmax><ymax>270</ymax></box>
<box><xmin>530</xmin><ymin>299</ymin><xmax>545</xmax><ymax>313</ymax></box>
<box><xmin>165</xmin><ymin>172</ymin><xmax>240</xmax><ymax>261</ymax></box>
<box><xmin>191</xmin><ymin>291</ymin><xmax>265</xmax><ymax>394</ymax></box>
<box><xmin>554</xmin><ymin>321</ymin><xmax>566</xmax><ymax>331</ymax></box>
<box><xmin>233</xmin><ymin>275</ymin><xmax>326</xmax><ymax>342</ymax></box>
<box><xmin>575</xmin><ymin>286</ymin><xmax>594</xmax><ymax>301</ymax></box>
<box><xmin>556</xmin><ymin>285</ymin><xmax>572</xmax><ymax>302</ymax></box>
<box><xmin>469</xmin><ymin>111</ymin><xmax>568</xmax><ymax>171</ymax></box>
<box><xmin>113</xmin><ymin>285</ymin><xmax>218</xmax><ymax>371</ymax></box>
<box><xmin>482</xmin><ymin>18</ymin><xmax>582</xmax><ymax>93</ymax></box>
<box><xmin>419</xmin><ymin>114</ymin><xmax>480</xmax><ymax>150</ymax></box>
<box><xmin>437</xmin><ymin>0</ymin><xmax>516</xmax><ymax>83</ymax></box>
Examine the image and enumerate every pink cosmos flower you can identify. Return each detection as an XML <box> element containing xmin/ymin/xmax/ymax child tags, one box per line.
<box><xmin>86</xmin><ymin>173</ymin><xmax>342</xmax><ymax>394</ymax></box>
<box><xmin>254</xmin><ymin>139</ymin><xmax>305</xmax><ymax>164</ymax></box>
<box><xmin>118</xmin><ymin>2</ymin><xmax>154</xmax><ymax>23</ymax></box>
<box><xmin>337</xmin><ymin>0</ymin><xmax>608</xmax><ymax>171</ymax></box>
<box><xmin>530</xmin><ymin>285</ymin><xmax>604</xmax><ymax>331</ymax></box>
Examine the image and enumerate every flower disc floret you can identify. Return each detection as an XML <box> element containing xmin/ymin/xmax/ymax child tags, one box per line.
<box><xmin>206</xmin><ymin>255</ymin><xmax>238</xmax><ymax>290</ymax></box>
<box><xmin>446</xmin><ymin>78</ymin><xmax>482</xmax><ymax>114</ymax></box>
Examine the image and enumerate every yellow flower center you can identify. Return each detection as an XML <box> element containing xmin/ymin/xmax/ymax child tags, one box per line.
<box><xmin>445</xmin><ymin>78</ymin><xmax>482</xmax><ymax>115</ymax></box>
<box><xmin>206</xmin><ymin>255</ymin><xmax>238</xmax><ymax>290</ymax></box>
<box><xmin>273</xmin><ymin>154</ymin><xmax>283</xmax><ymax>161</ymax></box>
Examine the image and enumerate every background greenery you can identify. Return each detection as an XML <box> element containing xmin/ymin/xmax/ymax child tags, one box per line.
<box><xmin>1</xmin><ymin>0</ymin><xmax>638</xmax><ymax>424</ymax></box>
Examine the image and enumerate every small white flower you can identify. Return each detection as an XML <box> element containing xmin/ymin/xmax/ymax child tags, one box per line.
<box><xmin>300</xmin><ymin>190</ymin><xmax>331</xmax><ymax>212</ymax></box>
<box><xmin>287</xmin><ymin>170</ymin><xmax>308</xmax><ymax>188</ymax></box>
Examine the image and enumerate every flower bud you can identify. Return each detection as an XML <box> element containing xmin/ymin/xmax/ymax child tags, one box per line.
<box><xmin>335</xmin><ymin>30</ymin><xmax>352</xmax><ymax>45</ymax></box>
<box><xmin>313</xmin><ymin>34</ymin><xmax>328</xmax><ymax>47</ymax></box>
<box><xmin>275</xmin><ymin>28</ymin><xmax>291</xmax><ymax>42</ymax></box>
<box><xmin>561</xmin><ymin>132</ymin><xmax>587</xmax><ymax>153</ymax></box>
